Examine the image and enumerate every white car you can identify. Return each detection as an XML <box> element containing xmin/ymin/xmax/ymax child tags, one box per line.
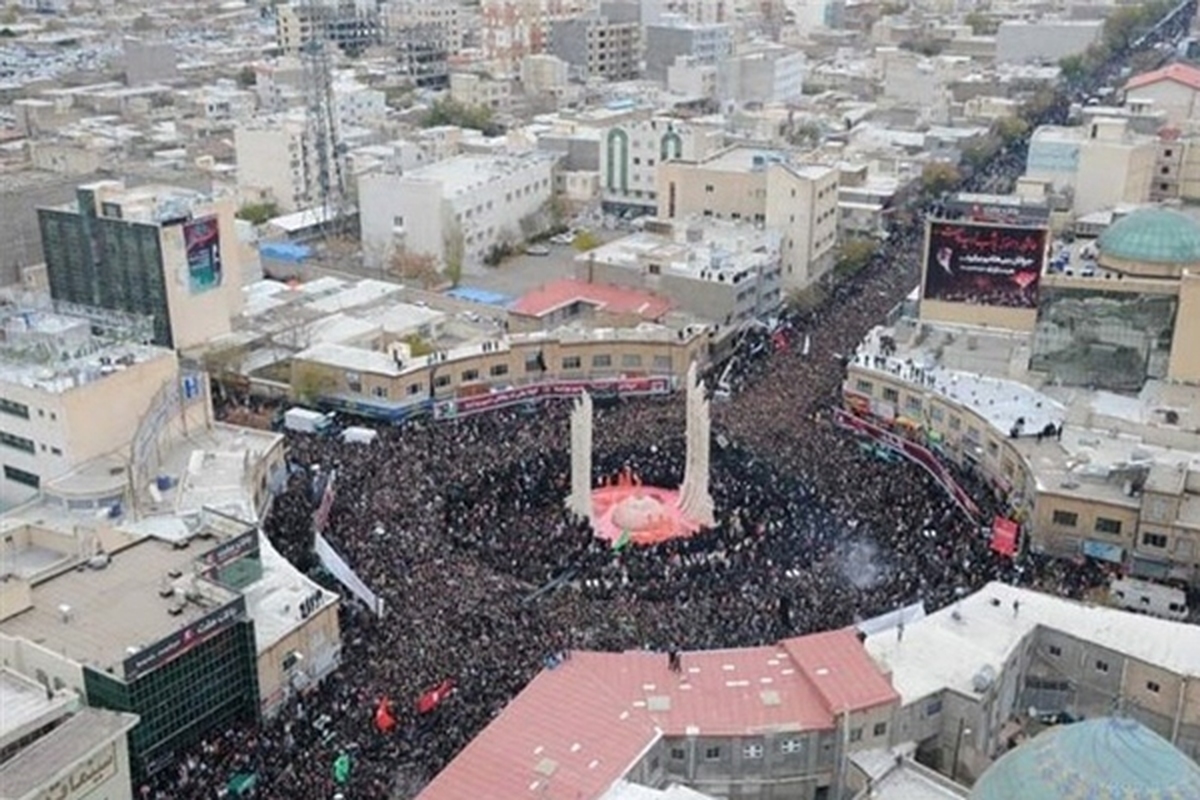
<box><xmin>526</xmin><ymin>245</ymin><xmax>551</xmax><ymax>256</ymax></box>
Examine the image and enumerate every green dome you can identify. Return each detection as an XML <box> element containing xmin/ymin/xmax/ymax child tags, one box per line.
<box><xmin>971</xmin><ymin>717</ymin><xmax>1200</xmax><ymax>800</ymax></box>
<box><xmin>1097</xmin><ymin>208</ymin><xmax>1200</xmax><ymax>265</ymax></box>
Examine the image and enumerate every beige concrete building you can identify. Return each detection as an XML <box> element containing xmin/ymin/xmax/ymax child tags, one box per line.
<box><xmin>0</xmin><ymin>669</ymin><xmax>138</xmax><ymax>800</ymax></box>
<box><xmin>599</xmin><ymin>116</ymin><xmax>724</xmax><ymax>214</ymax></box>
<box><xmin>865</xmin><ymin>582</ymin><xmax>1200</xmax><ymax>779</ymax></box>
<box><xmin>657</xmin><ymin>147</ymin><xmax>840</xmax><ymax>293</ymax></box>
<box><xmin>844</xmin><ymin>208</ymin><xmax>1200</xmax><ymax>585</ymax></box>
<box><xmin>235</xmin><ymin>111</ymin><xmax>320</xmax><ymax>213</ymax></box>
<box><xmin>1124</xmin><ymin>63</ymin><xmax>1200</xmax><ymax>128</ymax></box>
<box><xmin>1024</xmin><ymin>117</ymin><xmax>1156</xmax><ymax>217</ymax></box>
<box><xmin>289</xmin><ymin>323</ymin><xmax>711</xmax><ymax>419</ymax></box>
<box><xmin>449</xmin><ymin>70</ymin><xmax>512</xmax><ymax>112</ymax></box>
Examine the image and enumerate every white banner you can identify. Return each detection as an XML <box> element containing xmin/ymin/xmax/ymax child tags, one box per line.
<box><xmin>314</xmin><ymin>532</ymin><xmax>385</xmax><ymax>617</ymax></box>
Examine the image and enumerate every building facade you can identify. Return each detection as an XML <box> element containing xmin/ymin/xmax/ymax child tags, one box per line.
<box><xmin>599</xmin><ymin>116</ymin><xmax>723</xmax><ymax>214</ymax></box>
<box><xmin>1024</xmin><ymin>117</ymin><xmax>1156</xmax><ymax>216</ymax></box>
<box><xmin>357</xmin><ymin>152</ymin><xmax>557</xmax><ymax>270</ymax></box>
<box><xmin>37</xmin><ymin>181</ymin><xmax>244</xmax><ymax>350</ymax></box>
<box><xmin>644</xmin><ymin>20</ymin><xmax>733</xmax><ymax>82</ymax></box>
<box><xmin>657</xmin><ymin>147</ymin><xmax>840</xmax><ymax>292</ymax></box>
<box><xmin>549</xmin><ymin>1</ymin><xmax>643</xmax><ymax>82</ymax></box>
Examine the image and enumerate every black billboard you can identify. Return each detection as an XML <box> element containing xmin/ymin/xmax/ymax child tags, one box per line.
<box><xmin>923</xmin><ymin>221</ymin><xmax>1047</xmax><ymax>309</ymax></box>
<box><xmin>123</xmin><ymin>596</ymin><xmax>247</xmax><ymax>682</ymax></box>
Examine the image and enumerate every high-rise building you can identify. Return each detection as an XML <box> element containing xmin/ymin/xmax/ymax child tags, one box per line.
<box><xmin>36</xmin><ymin>181</ymin><xmax>244</xmax><ymax>350</ymax></box>
<box><xmin>548</xmin><ymin>1</ymin><xmax>643</xmax><ymax>82</ymax></box>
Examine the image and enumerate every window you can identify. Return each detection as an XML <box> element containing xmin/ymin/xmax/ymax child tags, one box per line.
<box><xmin>3</xmin><ymin>465</ymin><xmax>38</xmax><ymax>488</ymax></box>
<box><xmin>562</xmin><ymin>356</ymin><xmax>582</xmax><ymax>370</ymax></box>
<box><xmin>1095</xmin><ymin>659</ymin><xmax>1109</xmax><ymax>673</ymax></box>
<box><xmin>705</xmin><ymin>184</ymin><xmax>714</xmax><ymax>193</ymax></box>
<box><xmin>849</xmin><ymin>728</ymin><xmax>863</xmax><ymax>742</ymax></box>
<box><xmin>855</xmin><ymin>379</ymin><xmax>873</xmax><ymax>395</ymax></box>
<box><xmin>930</xmin><ymin>406</ymin><xmax>944</xmax><ymax>422</ymax></box>
<box><xmin>1049</xmin><ymin>645</ymin><xmax>1062</xmax><ymax>657</ymax></box>
<box><xmin>345</xmin><ymin>371</ymin><xmax>362</xmax><ymax>393</ymax></box>
<box><xmin>905</xmin><ymin>396</ymin><xmax>922</xmax><ymax>413</ymax></box>
<box><xmin>881</xmin><ymin>387</ymin><xmax>899</xmax><ymax>403</ymax></box>
<box><xmin>392</xmin><ymin>215</ymin><xmax>404</xmax><ymax>228</ymax></box>
<box><xmin>1095</xmin><ymin>517</ymin><xmax>1122</xmax><ymax>535</ymax></box>
<box><xmin>489</xmin><ymin>364</ymin><xmax>509</xmax><ymax>377</ymax></box>
<box><xmin>1052</xmin><ymin>510</ymin><xmax>1078</xmax><ymax>527</ymax></box>
<box><xmin>51</xmin><ymin>447</ymin><xmax>62</xmax><ymax>456</ymax></box>
<box><xmin>0</xmin><ymin>398</ymin><xmax>29</xmax><ymax>419</ymax></box>
<box><xmin>670</xmin><ymin>747</ymin><xmax>685</xmax><ymax>760</ymax></box>
<box><xmin>525</xmin><ymin>354</ymin><xmax>544</xmax><ymax>373</ymax></box>
<box><xmin>1147</xmin><ymin>681</ymin><xmax>1161</xmax><ymax>693</ymax></box>
<box><xmin>407</xmin><ymin>383</ymin><xmax>422</xmax><ymax>396</ymax></box>
<box><xmin>949</xmin><ymin>415</ymin><xmax>961</xmax><ymax>431</ymax></box>
<box><xmin>925</xmin><ymin>699</ymin><xmax>942</xmax><ymax>717</ymax></box>
<box><xmin>704</xmin><ymin>746</ymin><xmax>720</xmax><ymax>760</ymax></box>
<box><xmin>0</xmin><ymin>432</ymin><xmax>35</xmax><ymax>454</ymax></box>
<box><xmin>461</xmin><ymin>369</ymin><xmax>480</xmax><ymax>382</ymax></box>
<box><xmin>592</xmin><ymin>354</ymin><xmax>612</xmax><ymax>368</ymax></box>
<box><xmin>653</xmin><ymin>355</ymin><xmax>672</xmax><ymax>370</ymax></box>
<box><xmin>372</xmin><ymin>386</ymin><xmax>388</xmax><ymax>398</ymax></box>
<box><xmin>743</xmin><ymin>743</ymin><xmax>764</xmax><ymax>759</ymax></box>
<box><xmin>1142</xmin><ymin>532</ymin><xmax>1168</xmax><ymax>548</ymax></box>
<box><xmin>780</xmin><ymin>738</ymin><xmax>802</xmax><ymax>754</ymax></box>
<box><xmin>1165</xmin><ymin>148</ymin><xmax>1174</xmax><ymax>157</ymax></box>
<box><xmin>434</xmin><ymin>375</ymin><xmax>451</xmax><ymax>388</ymax></box>
<box><xmin>621</xmin><ymin>353</ymin><xmax>642</xmax><ymax>368</ymax></box>
<box><xmin>873</xmin><ymin>722</ymin><xmax>887</xmax><ymax>737</ymax></box>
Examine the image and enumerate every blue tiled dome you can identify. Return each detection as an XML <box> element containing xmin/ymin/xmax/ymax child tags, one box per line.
<box><xmin>971</xmin><ymin>718</ymin><xmax>1200</xmax><ymax>800</ymax></box>
<box><xmin>1097</xmin><ymin>208</ymin><xmax>1200</xmax><ymax>265</ymax></box>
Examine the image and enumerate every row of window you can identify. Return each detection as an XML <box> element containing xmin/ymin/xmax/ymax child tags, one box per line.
<box><xmin>1050</xmin><ymin>510</ymin><xmax>1124</xmax><ymax>536</ymax></box>
<box><xmin>669</xmin><ymin>737</ymin><xmax>807</xmax><ymax>762</ymax></box>
<box><xmin>4</xmin><ymin>465</ymin><xmax>39</xmax><ymax>488</ymax></box>
<box><xmin>1045</xmin><ymin>645</ymin><xmax>1165</xmax><ymax>693</ymax></box>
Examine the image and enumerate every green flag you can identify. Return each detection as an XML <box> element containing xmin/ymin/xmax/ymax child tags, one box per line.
<box><xmin>333</xmin><ymin>753</ymin><xmax>352</xmax><ymax>785</ymax></box>
<box><xmin>612</xmin><ymin>529</ymin><xmax>632</xmax><ymax>552</ymax></box>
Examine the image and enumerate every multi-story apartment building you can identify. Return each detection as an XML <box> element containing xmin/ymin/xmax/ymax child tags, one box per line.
<box><xmin>599</xmin><ymin>116</ymin><xmax>723</xmax><ymax>215</ymax></box>
<box><xmin>415</xmin><ymin>628</ymin><xmax>900</xmax><ymax>800</ymax></box>
<box><xmin>841</xmin><ymin>208</ymin><xmax>1200</xmax><ymax>585</ymax></box>
<box><xmin>383</xmin><ymin>0</ymin><xmax>462</xmax><ymax>89</ymax></box>
<box><xmin>644</xmin><ymin>19</ymin><xmax>733</xmax><ymax>82</ymax></box>
<box><xmin>357</xmin><ymin>151</ymin><xmax>558</xmax><ymax>270</ymax></box>
<box><xmin>658</xmin><ymin>147</ymin><xmax>840</xmax><ymax>292</ymax></box>
<box><xmin>549</xmin><ymin>1</ymin><xmax>643</xmax><ymax>82</ymax></box>
<box><xmin>574</xmin><ymin>216</ymin><xmax>784</xmax><ymax>325</ymax></box>
<box><xmin>235</xmin><ymin>110</ymin><xmax>345</xmax><ymax>214</ymax></box>
<box><xmin>1024</xmin><ymin>116</ymin><xmax>1156</xmax><ymax>217</ymax></box>
<box><xmin>449</xmin><ymin>71</ymin><xmax>512</xmax><ymax>112</ymax></box>
<box><xmin>480</xmin><ymin>0</ymin><xmax>597</xmax><ymax>75</ymax></box>
<box><xmin>275</xmin><ymin>1</ymin><xmax>379</xmax><ymax>57</ymax></box>
<box><xmin>717</xmin><ymin>43</ymin><xmax>806</xmax><ymax>108</ymax></box>
<box><xmin>37</xmin><ymin>181</ymin><xmax>244</xmax><ymax>350</ymax></box>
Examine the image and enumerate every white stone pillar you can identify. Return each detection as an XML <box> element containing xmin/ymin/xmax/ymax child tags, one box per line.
<box><xmin>566</xmin><ymin>391</ymin><xmax>594</xmax><ymax>522</ymax></box>
<box><xmin>678</xmin><ymin>362</ymin><xmax>715</xmax><ymax>526</ymax></box>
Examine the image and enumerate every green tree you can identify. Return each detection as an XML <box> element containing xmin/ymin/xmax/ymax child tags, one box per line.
<box><xmin>236</xmin><ymin>65</ymin><xmax>256</xmax><ymax>89</ymax></box>
<box><xmin>994</xmin><ymin>115</ymin><xmax>1029</xmax><ymax>144</ymax></box>
<box><xmin>921</xmin><ymin>161</ymin><xmax>961</xmax><ymax>196</ymax></box>
<box><xmin>423</xmin><ymin>96</ymin><xmax>497</xmax><ymax>134</ymax></box>
<box><xmin>442</xmin><ymin>207</ymin><xmax>465</xmax><ymax>286</ymax></box>
<box><xmin>291</xmin><ymin>363</ymin><xmax>335</xmax><ymax>404</ymax></box>
<box><xmin>236</xmin><ymin>201</ymin><xmax>278</xmax><ymax>225</ymax></box>
<box><xmin>1058</xmin><ymin>54</ymin><xmax>1087</xmax><ymax>85</ymax></box>
<box><xmin>964</xmin><ymin>10</ymin><xmax>997</xmax><ymax>35</ymax></box>
<box><xmin>834</xmin><ymin>237</ymin><xmax>880</xmax><ymax>277</ymax></box>
<box><xmin>572</xmin><ymin>230</ymin><xmax>601</xmax><ymax>252</ymax></box>
<box><xmin>401</xmin><ymin>333</ymin><xmax>434</xmax><ymax>357</ymax></box>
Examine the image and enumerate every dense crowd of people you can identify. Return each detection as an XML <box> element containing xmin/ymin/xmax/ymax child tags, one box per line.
<box><xmin>146</xmin><ymin>222</ymin><xmax>1112</xmax><ymax>800</ymax></box>
<box><xmin>140</xmin><ymin>8</ymin><xmax>1200</xmax><ymax>794</ymax></box>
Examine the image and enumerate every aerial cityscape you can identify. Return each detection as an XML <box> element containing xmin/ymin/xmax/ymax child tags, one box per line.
<box><xmin>1</xmin><ymin>0</ymin><xmax>1199</xmax><ymax>799</ymax></box>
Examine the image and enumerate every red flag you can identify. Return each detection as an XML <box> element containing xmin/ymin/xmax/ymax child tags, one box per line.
<box><xmin>772</xmin><ymin>331</ymin><xmax>789</xmax><ymax>352</ymax></box>
<box><xmin>991</xmin><ymin>517</ymin><xmax>1019</xmax><ymax>558</ymax></box>
<box><xmin>416</xmin><ymin>679</ymin><xmax>455</xmax><ymax>714</ymax></box>
<box><xmin>375</xmin><ymin>697</ymin><xmax>396</xmax><ymax>733</ymax></box>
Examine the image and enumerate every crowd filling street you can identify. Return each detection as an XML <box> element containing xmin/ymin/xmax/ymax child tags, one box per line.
<box><xmin>146</xmin><ymin>216</ymin><xmax>1117</xmax><ymax>800</ymax></box>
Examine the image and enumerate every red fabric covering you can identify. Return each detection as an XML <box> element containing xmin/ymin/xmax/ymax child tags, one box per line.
<box><xmin>375</xmin><ymin>697</ymin><xmax>396</xmax><ymax>733</ymax></box>
<box><xmin>416</xmin><ymin>679</ymin><xmax>456</xmax><ymax>714</ymax></box>
<box><xmin>992</xmin><ymin>517</ymin><xmax>1019</xmax><ymax>557</ymax></box>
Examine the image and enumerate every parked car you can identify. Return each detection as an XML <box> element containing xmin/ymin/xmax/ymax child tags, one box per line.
<box><xmin>526</xmin><ymin>245</ymin><xmax>550</xmax><ymax>256</ymax></box>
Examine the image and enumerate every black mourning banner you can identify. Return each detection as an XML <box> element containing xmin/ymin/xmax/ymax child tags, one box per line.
<box><xmin>923</xmin><ymin>221</ymin><xmax>1047</xmax><ymax>309</ymax></box>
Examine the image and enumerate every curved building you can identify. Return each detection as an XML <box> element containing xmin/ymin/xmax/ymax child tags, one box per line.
<box><xmin>1096</xmin><ymin>206</ymin><xmax>1200</xmax><ymax>275</ymax></box>
<box><xmin>971</xmin><ymin>717</ymin><xmax>1200</xmax><ymax>800</ymax></box>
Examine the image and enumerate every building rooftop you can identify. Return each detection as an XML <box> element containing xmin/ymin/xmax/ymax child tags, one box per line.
<box><xmin>0</xmin><ymin>669</ymin><xmax>73</xmax><ymax>743</ymax></box>
<box><xmin>1125</xmin><ymin>61</ymin><xmax>1200</xmax><ymax>93</ymax></box>
<box><xmin>394</xmin><ymin>152</ymin><xmax>556</xmax><ymax>199</ymax></box>
<box><xmin>850</xmin><ymin>748</ymin><xmax>969</xmax><ymax>800</ymax></box>
<box><xmin>419</xmin><ymin>628</ymin><xmax>895</xmax><ymax>800</ymax></box>
<box><xmin>864</xmin><ymin>582</ymin><xmax>1200</xmax><ymax>707</ymax></box>
<box><xmin>0</xmin><ymin>535</ymin><xmax>239</xmax><ymax>678</ymax></box>
<box><xmin>511</xmin><ymin>279</ymin><xmax>674</xmax><ymax>320</ymax></box>
<box><xmin>0</xmin><ymin>705</ymin><xmax>138</xmax><ymax>799</ymax></box>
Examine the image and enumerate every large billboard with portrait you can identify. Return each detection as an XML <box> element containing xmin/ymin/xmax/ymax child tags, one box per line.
<box><xmin>922</xmin><ymin>221</ymin><xmax>1047</xmax><ymax>309</ymax></box>
<box><xmin>183</xmin><ymin>215</ymin><xmax>222</xmax><ymax>294</ymax></box>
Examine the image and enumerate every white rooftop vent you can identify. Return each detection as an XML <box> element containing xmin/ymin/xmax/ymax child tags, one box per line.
<box><xmin>58</xmin><ymin>604</ymin><xmax>72</xmax><ymax>623</ymax></box>
<box><xmin>647</xmin><ymin>695</ymin><xmax>671</xmax><ymax>711</ymax></box>
<box><xmin>533</xmin><ymin>758</ymin><xmax>558</xmax><ymax>776</ymax></box>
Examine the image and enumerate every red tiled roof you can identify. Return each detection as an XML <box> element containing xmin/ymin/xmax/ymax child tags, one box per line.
<box><xmin>418</xmin><ymin>634</ymin><xmax>896</xmax><ymax>800</ymax></box>
<box><xmin>510</xmin><ymin>278</ymin><xmax>673</xmax><ymax>320</ymax></box>
<box><xmin>782</xmin><ymin>628</ymin><xmax>901</xmax><ymax>714</ymax></box>
<box><xmin>1126</xmin><ymin>62</ymin><xmax>1200</xmax><ymax>92</ymax></box>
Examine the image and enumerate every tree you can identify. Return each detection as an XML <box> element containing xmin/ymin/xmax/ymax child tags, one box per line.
<box><xmin>921</xmin><ymin>161</ymin><xmax>961</xmax><ymax>196</ymax></box>
<box><xmin>442</xmin><ymin>209</ymin><xmax>465</xmax><ymax>287</ymax></box>
<box><xmin>964</xmin><ymin>11</ymin><xmax>997</xmax><ymax>35</ymax></box>
<box><xmin>236</xmin><ymin>65</ymin><xmax>257</xmax><ymax>90</ymax></box>
<box><xmin>389</xmin><ymin>249</ymin><xmax>441</xmax><ymax>288</ymax></box>
<box><xmin>1058</xmin><ymin>54</ymin><xmax>1087</xmax><ymax>86</ymax></box>
<box><xmin>1</xmin><ymin>6</ymin><xmax>18</xmax><ymax>25</ymax></box>
<box><xmin>401</xmin><ymin>333</ymin><xmax>434</xmax><ymax>357</ymax></box>
<box><xmin>291</xmin><ymin>363</ymin><xmax>335</xmax><ymax>404</ymax></box>
<box><xmin>572</xmin><ymin>230</ymin><xmax>601</xmax><ymax>252</ymax></box>
<box><xmin>994</xmin><ymin>115</ymin><xmax>1029</xmax><ymax>144</ymax></box>
<box><xmin>131</xmin><ymin>13</ymin><xmax>154</xmax><ymax>31</ymax></box>
<box><xmin>236</xmin><ymin>201</ymin><xmax>278</xmax><ymax>225</ymax></box>
<box><xmin>834</xmin><ymin>237</ymin><xmax>880</xmax><ymax>277</ymax></box>
<box><xmin>423</xmin><ymin>97</ymin><xmax>497</xmax><ymax>134</ymax></box>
